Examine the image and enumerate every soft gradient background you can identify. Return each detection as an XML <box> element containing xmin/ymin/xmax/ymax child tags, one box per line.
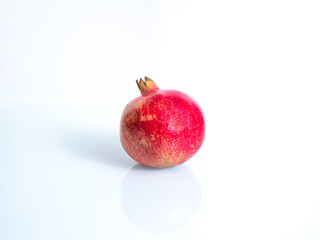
<box><xmin>1</xmin><ymin>0</ymin><xmax>320</xmax><ymax>239</ymax></box>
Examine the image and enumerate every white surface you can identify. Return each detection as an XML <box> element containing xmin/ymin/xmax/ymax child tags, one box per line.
<box><xmin>1</xmin><ymin>0</ymin><xmax>320</xmax><ymax>239</ymax></box>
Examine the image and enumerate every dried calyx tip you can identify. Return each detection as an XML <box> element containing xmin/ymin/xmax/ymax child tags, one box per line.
<box><xmin>136</xmin><ymin>76</ymin><xmax>159</xmax><ymax>95</ymax></box>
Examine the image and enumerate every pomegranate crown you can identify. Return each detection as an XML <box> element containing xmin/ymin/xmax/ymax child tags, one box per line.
<box><xmin>136</xmin><ymin>76</ymin><xmax>159</xmax><ymax>95</ymax></box>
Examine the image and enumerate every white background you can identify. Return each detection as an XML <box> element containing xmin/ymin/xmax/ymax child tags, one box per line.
<box><xmin>1</xmin><ymin>0</ymin><xmax>320</xmax><ymax>239</ymax></box>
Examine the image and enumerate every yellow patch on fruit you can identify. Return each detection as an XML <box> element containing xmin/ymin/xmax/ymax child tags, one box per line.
<box><xmin>140</xmin><ymin>114</ymin><xmax>156</xmax><ymax>121</ymax></box>
<box><xmin>139</xmin><ymin>138</ymin><xmax>148</xmax><ymax>146</ymax></box>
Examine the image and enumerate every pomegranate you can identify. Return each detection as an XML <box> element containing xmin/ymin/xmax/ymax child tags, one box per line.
<box><xmin>120</xmin><ymin>77</ymin><xmax>205</xmax><ymax>168</ymax></box>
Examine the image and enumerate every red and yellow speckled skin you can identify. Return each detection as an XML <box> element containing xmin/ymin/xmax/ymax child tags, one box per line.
<box><xmin>120</xmin><ymin>78</ymin><xmax>205</xmax><ymax>168</ymax></box>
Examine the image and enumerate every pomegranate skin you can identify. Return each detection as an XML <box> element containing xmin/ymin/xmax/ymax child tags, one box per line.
<box><xmin>120</xmin><ymin>78</ymin><xmax>205</xmax><ymax>168</ymax></box>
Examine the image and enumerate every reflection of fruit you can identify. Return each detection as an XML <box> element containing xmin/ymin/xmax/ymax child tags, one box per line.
<box><xmin>121</xmin><ymin>164</ymin><xmax>202</xmax><ymax>233</ymax></box>
<box><xmin>120</xmin><ymin>77</ymin><xmax>205</xmax><ymax>168</ymax></box>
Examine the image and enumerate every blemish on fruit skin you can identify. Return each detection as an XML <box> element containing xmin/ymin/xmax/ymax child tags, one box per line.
<box><xmin>140</xmin><ymin>114</ymin><xmax>156</xmax><ymax>121</ymax></box>
<box><xmin>140</xmin><ymin>138</ymin><xmax>147</xmax><ymax>146</ymax></box>
<box><xmin>120</xmin><ymin>78</ymin><xmax>205</xmax><ymax>168</ymax></box>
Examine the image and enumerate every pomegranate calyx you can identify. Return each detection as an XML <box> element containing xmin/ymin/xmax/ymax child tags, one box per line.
<box><xmin>136</xmin><ymin>76</ymin><xmax>159</xmax><ymax>96</ymax></box>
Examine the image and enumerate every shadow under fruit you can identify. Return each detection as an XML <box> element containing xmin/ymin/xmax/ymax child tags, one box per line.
<box><xmin>121</xmin><ymin>164</ymin><xmax>202</xmax><ymax>233</ymax></box>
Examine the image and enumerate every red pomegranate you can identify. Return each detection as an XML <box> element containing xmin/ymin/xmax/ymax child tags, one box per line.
<box><xmin>120</xmin><ymin>77</ymin><xmax>205</xmax><ymax>168</ymax></box>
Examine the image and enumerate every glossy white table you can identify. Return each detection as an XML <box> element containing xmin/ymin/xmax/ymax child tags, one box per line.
<box><xmin>1</xmin><ymin>106</ymin><xmax>319</xmax><ymax>240</ymax></box>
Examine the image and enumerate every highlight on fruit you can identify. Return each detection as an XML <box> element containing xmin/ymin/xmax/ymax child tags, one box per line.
<box><xmin>120</xmin><ymin>77</ymin><xmax>205</xmax><ymax>168</ymax></box>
